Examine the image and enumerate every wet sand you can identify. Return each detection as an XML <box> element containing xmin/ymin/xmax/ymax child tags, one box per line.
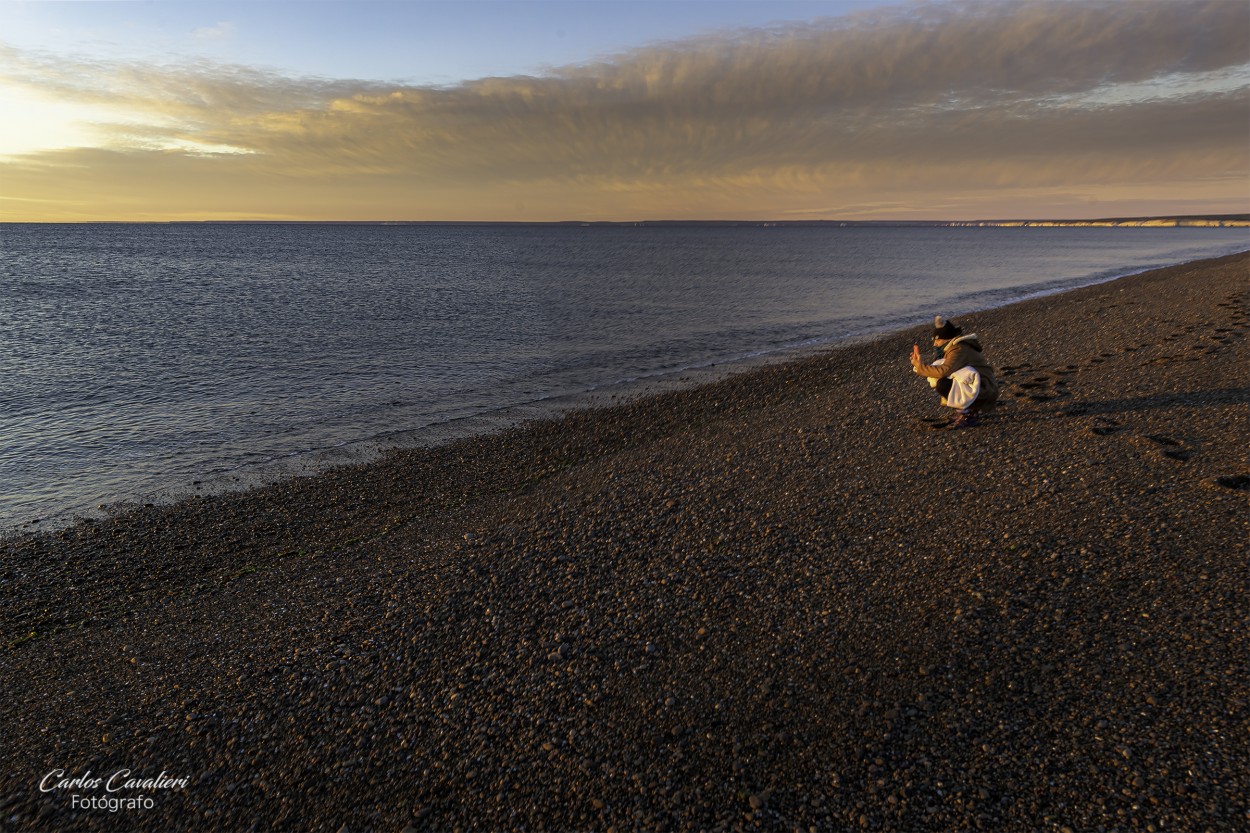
<box><xmin>2</xmin><ymin>251</ymin><xmax>1247</xmax><ymax>832</ymax></box>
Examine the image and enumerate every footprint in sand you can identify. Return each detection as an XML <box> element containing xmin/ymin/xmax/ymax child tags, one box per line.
<box><xmin>1211</xmin><ymin>474</ymin><xmax>1250</xmax><ymax>492</ymax></box>
<box><xmin>1142</xmin><ymin>354</ymin><xmax>1196</xmax><ymax>367</ymax></box>
<box><xmin>1086</xmin><ymin>420</ymin><xmax>1199</xmax><ymax>464</ymax></box>
<box><xmin>1135</xmin><ymin>434</ymin><xmax>1195</xmax><ymax>462</ymax></box>
<box><xmin>1088</xmin><ymin>416</ymin><xmax>1122</xmax><ymax>436</ymax></box>
<box><xmin>1005</xmin><ymin>370</ymin><xmax>1072</xmax><ymax>404</ymax></box>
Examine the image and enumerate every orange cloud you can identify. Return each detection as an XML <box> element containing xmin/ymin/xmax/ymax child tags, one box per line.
<box><xmin>2</xmin><ymin>0</ymin><xmax>1247</xmax><ymax>221</ymax></box>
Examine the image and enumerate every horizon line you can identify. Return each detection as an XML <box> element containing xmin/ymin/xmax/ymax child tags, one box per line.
<box><xmin>3</xmin><ymin>214</ymin><xmax>1249</xmax><ymax>227</ymax></box>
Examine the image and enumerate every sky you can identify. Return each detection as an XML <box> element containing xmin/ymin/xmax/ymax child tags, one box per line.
<box><xmin>1</xmin><ymin>0</ymin><xmax>1247</xmax><ymax>222</ymax></box>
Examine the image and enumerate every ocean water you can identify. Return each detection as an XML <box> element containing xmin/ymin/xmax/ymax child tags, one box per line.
<box><xmin>2</xmin><ymin>222</ymin><xmax>1246</xmax><ymax>532</ymax></box>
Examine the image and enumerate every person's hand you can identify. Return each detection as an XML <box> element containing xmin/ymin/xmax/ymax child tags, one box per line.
<box><xmin>910</xmin><ymin>343</ymin><xmax>921</xmax><ymax>365</ymax></box>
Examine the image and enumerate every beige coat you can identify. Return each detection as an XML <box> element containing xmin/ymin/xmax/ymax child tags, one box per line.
<box><xmin>913</xmin><ymin>334</ymin><xmax>999</xmax><ymax>412</ymax></box>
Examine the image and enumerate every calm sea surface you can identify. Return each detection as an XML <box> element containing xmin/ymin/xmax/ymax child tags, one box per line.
<box><xmin>2</xmin><ymin>223</ymin><xmax>1246</xmax><ymax>531</ymax></box>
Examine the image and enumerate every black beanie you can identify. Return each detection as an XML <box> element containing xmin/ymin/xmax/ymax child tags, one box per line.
<box><xmin>933</xmin><ymin>316</ymin><xmax>962</xmax><ymax>339</ymax></box>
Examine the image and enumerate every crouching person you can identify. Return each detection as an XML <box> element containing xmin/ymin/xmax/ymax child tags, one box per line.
<box><xmin>910</xmin><ymin>316</ymin><xmax>999</xmax><ymax>429</ymax></box>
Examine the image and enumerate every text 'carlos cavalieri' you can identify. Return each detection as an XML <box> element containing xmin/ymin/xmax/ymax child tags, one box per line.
<box><xmin>41</xmin><ymin>769</ymin><xmax>190</xmax><ymax>812</ymax></box>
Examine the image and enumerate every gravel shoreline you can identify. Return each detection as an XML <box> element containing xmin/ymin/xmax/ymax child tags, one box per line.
<box><xmin>3</xmin><ymin>251</ymin><xmax>1247</xmax><ymax>832</ymax></box>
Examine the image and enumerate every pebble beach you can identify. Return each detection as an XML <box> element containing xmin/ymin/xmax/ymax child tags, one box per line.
<box><xmin>2</xmin><ymin>251</ymin><xmax>1247</xmax><ymax>832</ymax></box>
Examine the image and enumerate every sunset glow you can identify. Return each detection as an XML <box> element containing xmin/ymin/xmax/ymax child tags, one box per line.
<box><xmin>2</xmin><ymin>0</ymin><xmax>1247</xmax><ymax>222</ymax></box>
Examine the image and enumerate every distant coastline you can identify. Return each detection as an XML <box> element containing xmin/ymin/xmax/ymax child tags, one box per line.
<box><xmin>555</xmin><ymin>215</ymin><xmax>1250</xmax><ymax>229</ymax></box>
<box><xmin>212</xmin><ymin>214</ymin><xmax>1250</xmax><ymax>228</ymax></box>
<box><xmin>6</xmin><ymin>214</ymin><xmax>1247</xmax><ymax>227</ymax></box>
<box><xmin>943</xmin><ymin>215</ymin><xmax>1250</xmax><ymax>228</ymax></box>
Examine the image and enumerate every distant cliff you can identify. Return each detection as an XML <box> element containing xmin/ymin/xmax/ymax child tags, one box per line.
<box><xmin>556</xmin><ymin>215</ymin><xmax>1250</xmax><ymax>228</ymax></box>
<box><xmin>947</xmin><ymin>216</ymin><xmax>1249</xmax><ymax>228</ymax></box>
